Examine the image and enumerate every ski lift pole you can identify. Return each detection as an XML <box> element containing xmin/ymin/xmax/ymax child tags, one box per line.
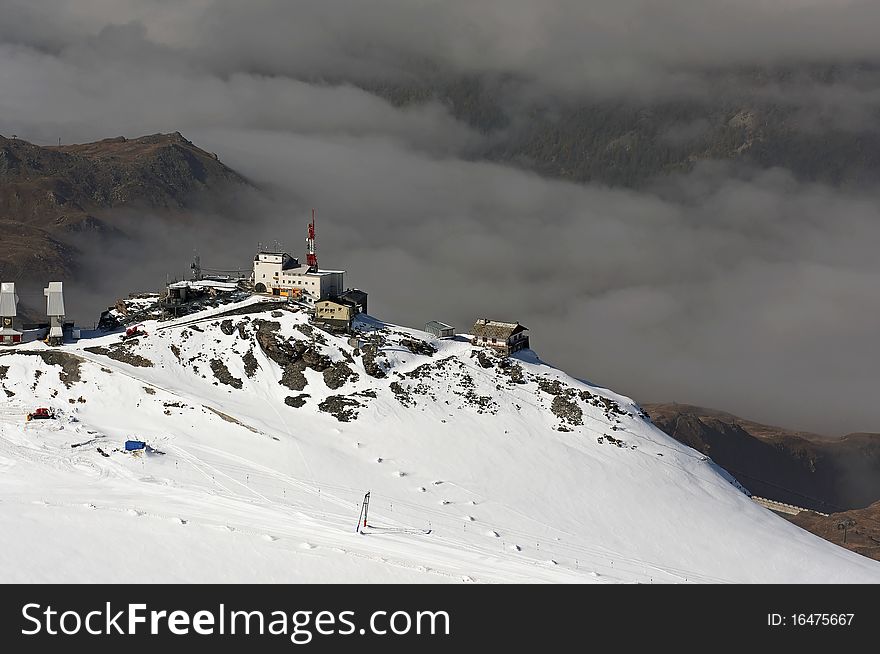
<box><xmin>363</xmin><ymin>491</ymin><xmax>371</xmax><ymax>528</ymax></box>
<box><xmin>356</xmin><ymin>491</ymin><xmax>371</xmax><ymax>532</ymax></box>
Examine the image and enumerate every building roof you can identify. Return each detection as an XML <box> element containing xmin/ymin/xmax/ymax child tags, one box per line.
<box><xmin>254</xmin><ymin>250</ymin><xmax>343</xmax><ymax>275</ymax></box>
<box><xmin>0</xmin><ymin>282</ymin><xmax>18</xmax><ymax>317</ymax></box>
<box><xmin>339</xmin><ymin>289</ymin><xmax>367</xmax><ymax>303</ymax></box>
<box><xmin>255</xmin><ymin>252</ymin><xmax>300</xmax><ymax>269</ymax></box>
<box><xmin>279</xmin><ymin>264</ymin><xmax>345</xmax><ymax>277</ymax></box>
<box><xmin>317</xmin><ymin>298</ymin><xmax>354</xmax><ymax>308</ymax></box>
<box><xmin>470</xmin><ymin>319</ymin><xmax>528</xmax><ymax>340</ymax></box>
<box><xmin>425</xmin><ymin>320</ymin><xmax>454</xmax><ymax>331</ymax></box>
<box><xmin>44</xmin><ymin>282</ymin><xmax>65</xmax><ymax>317</ymax></box>
<box><xmin>169</xmin><ymin>280</ymin><xmax>238</xmax><ymax>291</ymax></box>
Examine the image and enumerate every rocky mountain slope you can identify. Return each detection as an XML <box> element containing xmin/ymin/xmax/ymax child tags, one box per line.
<box><xmin>0</xmin><ymin>295</ymin><xmax>877</xmax><ymax>583</ymax></box>
<box><xmin>789</xmin><ymin>503</ymin><xmax>880</xmax><ymax>563</ymax></box>
<box><xmin>643</xmin><ymin>403</ymin><xmax>880</xmax><ymax>513</ymax></box>
<box><xmin>0</xmin><ymin>132</ymin><xmax>247</xmax><ymax>280</ymax></box>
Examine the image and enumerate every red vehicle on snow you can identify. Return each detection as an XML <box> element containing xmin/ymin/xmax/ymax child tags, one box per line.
<box><xmin>122</xmin><ymin>324</ymin><xmax>148</xmax><ymax>341</ymax></box>
<box><xmin>26</xmin><ymin>408</ymin><xmax>55</xmax><ymax>422</ymax></box>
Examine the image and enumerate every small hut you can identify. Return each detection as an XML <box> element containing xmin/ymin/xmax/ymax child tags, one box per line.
<box><xmin>425</xmin><ymin>321</ymin><xmax>455</xmax><ymax>339</ymax></box>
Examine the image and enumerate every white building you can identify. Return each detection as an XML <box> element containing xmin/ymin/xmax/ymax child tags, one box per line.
<box><xmin>252</xmin><ymin>252</ymin><xmax>344</xmax><ymax>304</ymax></box>
<box><xmin>0</xmin><ymin>282</ymin><xmax>21</xmax><ymax>345</ymax></box>
<box><xmin>44</xmin><ymin>281</ymin><xmax>65</xmax><ymax>345</ymax></box>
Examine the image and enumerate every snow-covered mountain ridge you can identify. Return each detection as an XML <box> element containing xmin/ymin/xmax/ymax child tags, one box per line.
<box><xmin>1</xmin><ymin>295</ymin><xmax>878</xmax><ymax>583</ymax></box>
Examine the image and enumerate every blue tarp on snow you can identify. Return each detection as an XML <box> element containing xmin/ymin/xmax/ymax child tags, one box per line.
<box><xmin>124</xmin><ymin>440</ymin><xmax>146</xmax><ymax>451</ymax></box>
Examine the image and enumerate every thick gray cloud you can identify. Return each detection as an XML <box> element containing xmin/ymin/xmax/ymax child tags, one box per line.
<box><xmin>2</xmin><ymin>1</ymin><xmax>880</xmax><ymax>434</ymax></box>
<box><xmin>0</xmin><ymin>31</ymin><xmax>479</xmax><ymax>153</ymax></box>
<box><xmin>7</xmin><ymin>1</ymin><xmax>880</xmax><ymax>99</ymax></box>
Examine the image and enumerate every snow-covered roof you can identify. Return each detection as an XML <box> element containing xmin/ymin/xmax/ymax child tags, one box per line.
<box><xmin>169</xmin><ymin>280</ymin><xmax>238</xmax><ymax>291</ymax></box>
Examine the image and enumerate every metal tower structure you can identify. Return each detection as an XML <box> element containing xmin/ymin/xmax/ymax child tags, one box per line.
<box><xmin>306</xmin><ymin>208</ymin><xmax>318</xmax><ymax>273</ymax></box>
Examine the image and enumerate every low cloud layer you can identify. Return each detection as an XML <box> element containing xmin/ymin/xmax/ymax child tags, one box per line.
<box><xmin>67</xmin><ymin>132</ymin><xmax>880</xmax><ymax>436</ymax></box>
<box><xmin>2</xmin><ymin>1</ymin><xmax>880</xmax><ymax>434</ymax></box>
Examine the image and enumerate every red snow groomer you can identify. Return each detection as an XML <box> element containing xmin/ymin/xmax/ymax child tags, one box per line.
<box><xmin>26</xmin><ymin>408</ymin><xmax>55</xmax><ymax>422</ymax></box>
<box><xmin>121</xmin><ymin>324</ymin><xmax>148</xmax><ymax>341</ymax></box>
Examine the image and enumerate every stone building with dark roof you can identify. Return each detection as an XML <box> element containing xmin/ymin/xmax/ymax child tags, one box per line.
<box><xmin>469</xmin><ymin>319</ymin><xmax>529</xmax><ymax>355</ymax></box>
<box><xmin>338</xmin><ymin>289</ymin><xmax>368</xmax><ymax>315</ymax></box>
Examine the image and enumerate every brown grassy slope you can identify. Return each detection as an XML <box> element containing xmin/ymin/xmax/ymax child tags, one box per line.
<box><xmin>643</xmin><ymin>403</ymin><xmax>880</xmax><ymax>512</ymax></box>
<box><xmin>787</xmin><ymin>503</ymin><xmax>880</xmax><ymax>562</ymax></box>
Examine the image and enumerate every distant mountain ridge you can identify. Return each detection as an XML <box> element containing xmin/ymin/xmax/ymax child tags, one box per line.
<box><xmin>365</xmin><ymin>67</ymin><xmax>880</xmax><ymax>187</ymax></box>
<box><xmin>0</xmin><ymin>132</ymin><xmax>247</xmax><ymax>280</ymax></box>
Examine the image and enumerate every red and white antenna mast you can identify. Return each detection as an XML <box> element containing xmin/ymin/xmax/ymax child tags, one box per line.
<box><xmin>306</xmin><ymin>208</ymin><xmax>318</xmax><ymax>272</ymax></box>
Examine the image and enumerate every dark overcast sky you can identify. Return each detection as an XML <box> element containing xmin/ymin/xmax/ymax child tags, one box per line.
<box><xmin>2</xmin><ymin>0</ymin><xmax>879</xmax><ymax>435</ymax></box>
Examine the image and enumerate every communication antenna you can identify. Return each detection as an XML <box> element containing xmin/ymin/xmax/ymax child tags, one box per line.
<box><xmin>190</xmin><ymin>252</ymin><xmax>202</xmax><ymax>280</ymax></box>
<box><xmin>306</xmin><ymin>208</ymin><xmax>318</xmax><ymax>272</ymax></box>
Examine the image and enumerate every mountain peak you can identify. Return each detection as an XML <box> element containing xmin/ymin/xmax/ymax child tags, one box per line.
<box><xmin>0</xmin><ymin>132</ymin><xmax>248</xmax><ymax>281</ymax></box>
<box><xmin>0</xmin><ymin>294</ymin><xmax>877</xmax><ymax>582</ymax></box>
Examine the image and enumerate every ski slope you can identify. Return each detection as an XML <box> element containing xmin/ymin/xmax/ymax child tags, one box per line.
<box><xmin>0</xmin><ymin>297</ymin><xmax>877</xmax><ymax>583</ymax></box>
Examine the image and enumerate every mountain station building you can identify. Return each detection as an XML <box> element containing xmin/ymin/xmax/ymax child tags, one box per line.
<box><xmin>252</xmin><ymin>251</ymin><xmax>344</xmax><ymax>305</ymax></box>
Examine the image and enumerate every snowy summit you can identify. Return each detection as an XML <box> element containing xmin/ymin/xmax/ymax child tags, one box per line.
<box><xmin>0</xmin><ymin>294</ymin><xmax>877</xmax><ymax>583</ymax></box>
